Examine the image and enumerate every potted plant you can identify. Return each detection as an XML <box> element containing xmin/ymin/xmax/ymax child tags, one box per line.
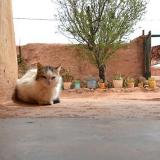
<box><xmin>138</xmin><ymin>76</ymin><xmax>146</xmax><ymax>88</ymax></box>
<box><xmin>98</xmin><ymin>79</ymin><xmax>106</xmax><ymax>89</ymax></box>
<box><xmin>138</xmin><ymin>81</ymin><xmax>144</xmax><ymax>88</ymax></box>
<box><xmin>86</xmin><ymin>76</ymin><xmax>97</xmax><ymax>89</ymax></box>
<box><xmin>61</xmin><ymin>69</ymin><xmax>73</xmax><ymax>90</ymax></box>
<box><xmin>107</xmin><ymin>80</ymin><xmax>113</xmax><ymax>88</ymax></box>
<box><xmin>148</xmin><ymin>77</ymin><xmax>156</xmax><ymax>89</ymax></box>
<box><xmin>126</xmin><ymin>77</ymin><xmax>135</xmax><ymax>88</ymax></box>
<box><xmin>113</xmin><ymin>73</ymin><xmax>123</xmax><ymax>88</ymax></box>
<box><xmin>74</xmin><ymin>79</ymin><xmax>81</xmax><ymax>89</ymax></box>
<box><xmin>81</xmin><ymin>80</ymin><xmax>87</xmax><ymax>88</ymax></box>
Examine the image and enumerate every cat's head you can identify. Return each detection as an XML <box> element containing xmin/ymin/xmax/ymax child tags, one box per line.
<box><xmin>36</xmin><ymin>63</ymin><xmax>61</xmax><ymax>87</ymax></box>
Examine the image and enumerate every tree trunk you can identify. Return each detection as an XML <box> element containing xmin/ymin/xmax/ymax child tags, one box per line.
<box><xmin>0</xmin><ymin>0</ymin><xmax>18</xmax><ymax>102</ymax></box>
<box><xmin>98</xmin><ymin>64</ymin><xmax>106</xmax><ymax>82</ymax></box>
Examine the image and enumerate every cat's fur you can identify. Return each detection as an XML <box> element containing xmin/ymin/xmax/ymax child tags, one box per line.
<box><xmin>16</xmin><ymin>63</ymin><xmax>62</xmax><ymax>105</ymax></box>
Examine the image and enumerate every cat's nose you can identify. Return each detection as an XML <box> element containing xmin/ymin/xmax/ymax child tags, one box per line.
<box><xmin>47</xmin><ymin>80</ymin><xmax>51</xmax><ymax>85</ymax></box>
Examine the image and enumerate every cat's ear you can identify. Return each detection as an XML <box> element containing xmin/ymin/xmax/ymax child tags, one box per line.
<box><xmin>37</xmin><ymin>62</ymin><xmax>43</xmax><ymax>69</ymax></box>
<box><xmin>56</xmin><ymin>65</ymin><xmax>61</xmax><ymax>73</ymax></box>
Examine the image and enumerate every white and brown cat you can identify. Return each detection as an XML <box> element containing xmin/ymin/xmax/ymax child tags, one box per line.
<box><xmin>16</xmin><ymin>63</ymin><xmax>62</xmax><ymax>105</ymax></box>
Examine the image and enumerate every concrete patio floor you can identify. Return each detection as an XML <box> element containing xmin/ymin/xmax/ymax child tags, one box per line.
<box><xmin>1</xmin><ymin>89</ymin><xmax>160</xmax><ymax>160</ymax></box>
<box><xmin>0</xmin><ymin>118</ymin><xmax>160</xmax><ymax>160</ymax></box>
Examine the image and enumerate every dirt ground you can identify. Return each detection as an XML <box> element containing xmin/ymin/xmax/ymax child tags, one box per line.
<box><xmin>0</xmin><ymin>87</ymin><xmax>160</xmax><ymax>119</ymax></box>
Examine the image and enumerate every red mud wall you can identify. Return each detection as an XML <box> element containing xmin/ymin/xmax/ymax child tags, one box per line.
<box><xmin>0</xmin><ymin>0</ymin><xmax>18</xmax><ymax>102</ymax></box>
<box><xmin>107</xmin><ymin>36</ymin><xmax>144</xmax><ymax>79</ymax></box>
<box><xmin>20</xmin><ymin>36</ymin><xmax>144</xmax><ymax>80</ymax></box>
<box><xmin>151</xmin><ymin>68</ymin><xmax>160</xmax><ymax>76</ymax></box>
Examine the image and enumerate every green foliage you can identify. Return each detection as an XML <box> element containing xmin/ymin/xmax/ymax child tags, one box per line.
<box><xmin>107</xmin><ymin>80</ymin><xmax>113</xmax><ymax>88</ymax></box>
<box><xmin>74</xmin><ymin>79</ymin><xmax>81</xmax><ymax>83</ymax></box>
<box><xmin>148</xmin><ymin>77</ymin><xmax>155</xmax><ymax>81</ymax></box>
<box><xmin>80</xmin><ymin>80</ymin><xmax>87</xmax><ymax>88</ymax></box>
<box><xmin>99</xmin><ymin>79</ymin><xmax>104</xmax><ymax>83</ymax></box>
<box><xmin>113</xmin><ymin>73</ymin><xmax>123</xmax><ymax>80</ymax></box>
<box><xmin>61</xmin><ymin>68</ymin><xmax>74</xmax><ymax>82</ymax></box>
<box><xmin>17</xmin><ymin>54</ymin><xmax>28</xmax><ymax>78</ymax></box>
<box><xmin>126</xmin><ymin>77</ymin><xmax>135</xmax><ymax>83</ymax></box>
<box><xmin>17</xmin><ymin>46</ymin><xmax>28</xmax><ymax>78</ymax></box>
<box><xmin>56</xmin><ymin>0</ymin><xmax>147</xmax><ymax>80</ymax></box>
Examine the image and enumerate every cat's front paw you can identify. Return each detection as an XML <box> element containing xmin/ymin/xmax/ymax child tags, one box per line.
<box><xmin>49</xmin><ymin>101</ymin><xmax>54</xmax><ymax>105</ymax></box>
<box><xmin>53</xmin><ymin>98</ymin><xmax>60</xmax><ymax>104</ymax></box>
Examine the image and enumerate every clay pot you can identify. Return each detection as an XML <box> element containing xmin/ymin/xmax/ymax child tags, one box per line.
<box><xmin>138</xmin><ymin>82</ymin><xmax>144</xmax><ymax>88</ymax></box>
<box><xmin>148</xmin><ymin>80</ymin><xmax>156</xmax><ymax>89</ymax></box>
<box><xmin>63</xmin><ymin>82</ymin><xmax>72</xmax><ymax>90</ymax></box>
<box><xmin>113</xmin><ymin>80</ymin><xmax>123</xmax><ymax>88</ymax></box>
<box><xmin>87</xmin><ymin>79</ymin><xmax>97</xmax><ymax>89</ymax></box>
<box><xmin>99</xmin><ymin>82</ymin><xmax>106</xmax><ymax>89</ymax></box>
<box><xmin>127</xmin><ymin>82</ymin><xmax>134</xmax><ymax>88</ymax></box>
<box><xmin>74</xmin><ymin>81</ymin><xmax>81</xmax><ymax>89</ymax></box>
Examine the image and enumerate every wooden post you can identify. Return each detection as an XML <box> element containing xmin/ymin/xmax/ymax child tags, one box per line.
<box><xmin>144</xmin><ymin>31</ymin><xmax>151</xmax><ymax>79</ymax></box>
<box><xmin>142</xmin><ymin>30</ymin><xmax>145</xmax><ymax>36</ymax></box>
<box><xmin>0</xmin><ymin>0</ymin><xmax>18</xmax><ymax>102</ymax></box>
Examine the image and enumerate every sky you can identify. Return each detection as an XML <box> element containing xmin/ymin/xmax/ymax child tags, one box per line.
<box><xmin>12</xmin><ymin>0</ymin><xmax>160</xmax><ymax>46</ymax></box>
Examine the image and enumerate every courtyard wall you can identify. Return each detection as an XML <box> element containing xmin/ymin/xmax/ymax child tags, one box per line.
<box><xmin>19</xmin><ymin>36</ymin><xmax>145</xmax><ymax>80</ymax></box>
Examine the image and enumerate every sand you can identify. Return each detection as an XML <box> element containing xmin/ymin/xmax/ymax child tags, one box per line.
<box><xmin>0</xmin><ymin>87</ymin><xmax>160</xmax><ymax>119</ymax></box>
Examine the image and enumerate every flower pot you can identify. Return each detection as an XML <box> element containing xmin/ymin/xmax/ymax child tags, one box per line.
<box><xmin>148</xmin><ymin>80</ymin><xmax>156</xmax><ymax>89</ymax></box>
<box><xmin>87</xmin><ymin>79</ymin><xmax>97</xmax><ymax>89</ymax></box>
<box><xmin>63</xmin><ymin>82</ymin><xmax>72</xmax><ymax>90</ymax></box>
<box><xmin>113</xmin><ymin>80</ymin><xmax>123</xmax><ymax>88</ymax></box>
<box><xmin>74</xmin><ymin>81</ymin><xmax>81</xmax><ymax>89</ymax></box>
<box><xmin>127</xmin><ymin>82</ymin><xmax>134</xmax><ymax>88</ymax></box>
<box><xmin>138</xmin><ymin>82</ymin><xmax>143</xmax><ymax>88</ymax></box>
<box><xmin>99</xmin><ymin>82</ymin><xmax>106</xmax><ymax>89</ymax></box>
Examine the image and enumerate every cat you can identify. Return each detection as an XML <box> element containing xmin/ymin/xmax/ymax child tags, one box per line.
<box><xmin>16</xmin><ymin>63</ymin><xmax>62</xmax><ymax>105</ymax></box>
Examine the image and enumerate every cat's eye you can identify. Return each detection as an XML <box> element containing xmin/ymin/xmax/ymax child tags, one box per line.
<box><xmin>41</xmin><ymin>76</ymin><xmax>47</xmax><ymax>79</ymax></box>
<box><xmin>51</xmin><ymin>76</ymin><xmax>55</xmax><ymax>80</ymax></box>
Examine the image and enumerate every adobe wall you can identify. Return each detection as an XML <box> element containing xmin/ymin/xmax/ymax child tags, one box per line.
<box><xmin>151</xmin><ymin>67</ymin><xmax>160</xmax><ymax>76</ymax></box>
<box><xmin>0</xmin><ymin>0</ymin><xmax>18</xmax><ymax>102</ymax></box>
<box><xmin>20</xmin><ymin>36</ymin><xmax>145</xmax><ymax>80</ymax></box>
<box><xmin>107</xmin><ymin>36</ymin><xmax>145</xmax><ymax>79</ymax></box>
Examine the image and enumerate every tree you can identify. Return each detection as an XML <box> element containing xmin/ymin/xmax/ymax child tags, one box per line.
<box><xmin>56</xmin><ymin>0</ymin><xmax>147</xmax><ymax>82</ymax></box>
